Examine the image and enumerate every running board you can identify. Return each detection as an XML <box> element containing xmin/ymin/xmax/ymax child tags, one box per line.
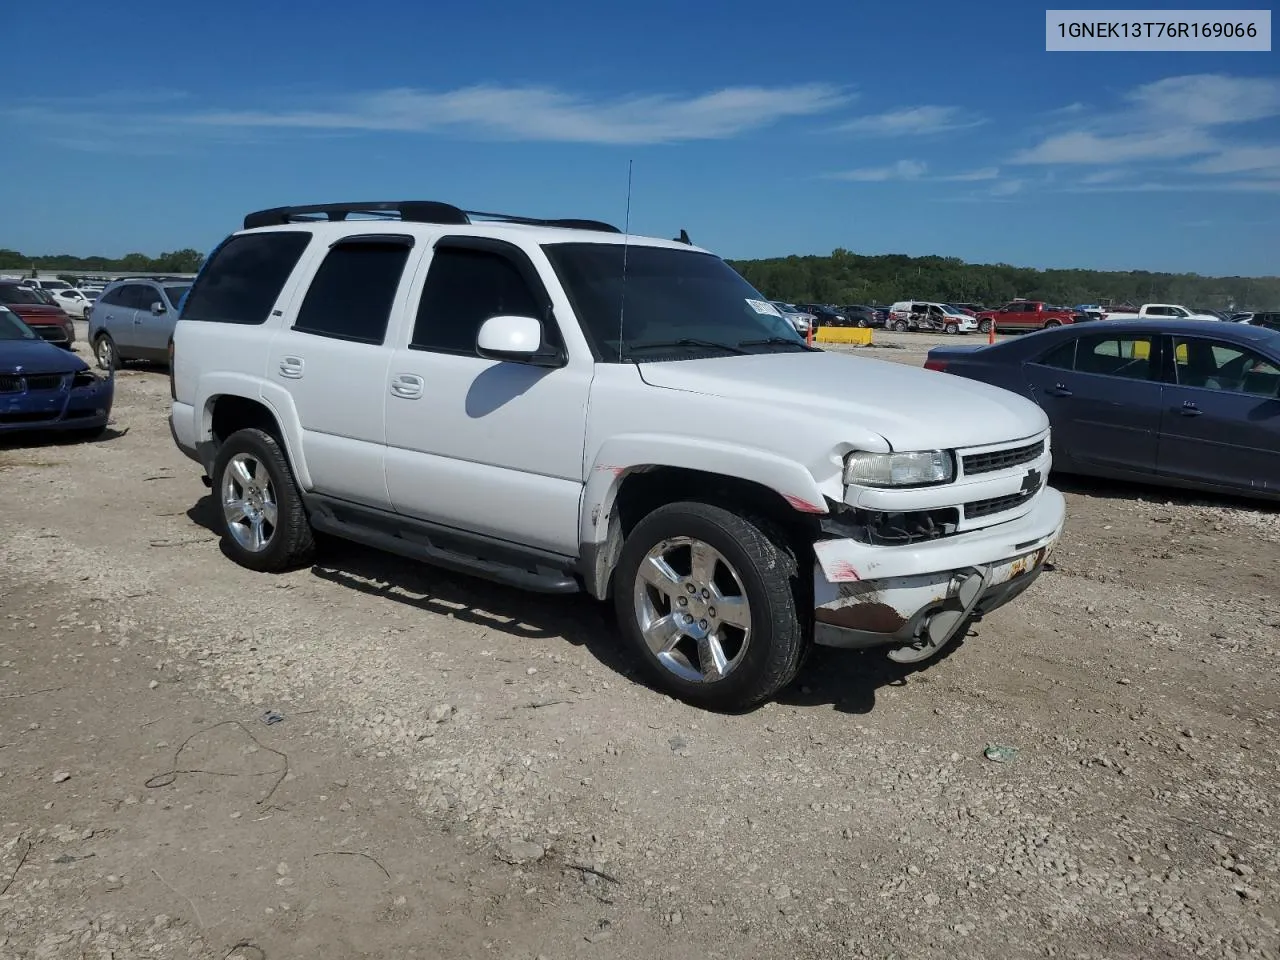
<box><xmin>304</xmin><ymin>495</ymin><xmax>581</xmax><ymax>595</ymax></box>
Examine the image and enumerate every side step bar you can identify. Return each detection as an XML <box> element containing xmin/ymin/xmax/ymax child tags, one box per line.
<box><xmin>304</xmin><ymin>495</ymin><xmax>581</xmax><ymax>595</ymax></box>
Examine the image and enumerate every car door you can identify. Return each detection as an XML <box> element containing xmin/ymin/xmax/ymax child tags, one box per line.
<box><xmin>267</xmin><ymin>233</ymin><xmax>415</xmax><ymax>511</ymax></box>
<box><xmin>96</xmin><ymin>285</ymin><xmax>141</xmax><ymax>348</ymax></box>
<box><xmin>382</xmin><ymin>236</ymin><xmax>593</xmax><ymax>557</ymax></box>
<box><xmin>1023</xmin><ymin>330</ymin><xmax>1163</xmax><ymax>474</ymax></box>
<box><xmin>1157</xmin><ymin>334</ymin><xmax>1280</xmax><ymax>494</ymax></box>
<box><xmin>130</xmin><ymin>283</ymin><xmax>172</xmax><ymax>358</ymax></box>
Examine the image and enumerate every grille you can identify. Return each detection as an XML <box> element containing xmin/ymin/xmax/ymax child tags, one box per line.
<box><xmin>0</xmin><ymin>375</ymin><xmax>20</xmax><ymax>393</ymax></box>
<box><xmin>964</xmin><ymin>480</ymin><xmax>1042</xmax><ymax>520</ymax></box>
<box><xmin>0</xmin><ymin>411</ymin><xmax>56</xmax><ymax>424</ymax></box>
<box><xmin>24</xmin><ymin>375</ymin><xmax>64</xmax><ymax>392</ymax></box>
<box><xmin>962</xmin><ymin>439</ymin><xmax>1044</xmax><ymax>476</ymax></box>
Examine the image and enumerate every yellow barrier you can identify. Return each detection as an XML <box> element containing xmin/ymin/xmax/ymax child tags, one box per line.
<box><xmin>815</xmin><ymin>327</ymin><xmax>874</xmax><ymax>345</ymax></box>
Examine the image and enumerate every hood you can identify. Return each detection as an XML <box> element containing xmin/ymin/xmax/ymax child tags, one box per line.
<box><xmin>637</xmin><ymin>350</ymin><xmax>1048</xmax><ymax>451</ymax></box>
<box><xmin>0</xmin><ymin>338</ymin><xmax>89</xmax><ymax>375</ymax></box>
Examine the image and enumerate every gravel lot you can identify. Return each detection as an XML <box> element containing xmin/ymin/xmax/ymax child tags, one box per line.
<box><xmin>2</xmin><ymin>325</ymin><xmax>1277</xmax><ymax>960</ymax></box>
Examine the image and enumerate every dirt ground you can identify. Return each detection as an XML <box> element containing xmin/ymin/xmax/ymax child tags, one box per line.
<box><xmin>2</xmin><ymin>325</ymin><xmax>1277</xmax><ymax>960</ymax></box>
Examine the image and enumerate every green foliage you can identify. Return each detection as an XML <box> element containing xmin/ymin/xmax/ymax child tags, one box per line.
<box><xmin>0</xmin><ymin>247</ymin><xmax>205</xmax><ymax>274</ymax></box>
<box><xmin>728</xmin><ymin>250</ymin><xmax>1280</xmax><ymax>312</ymax></box>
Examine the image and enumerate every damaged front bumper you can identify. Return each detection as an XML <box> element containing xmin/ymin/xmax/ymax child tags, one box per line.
<box><xmin>810</xmin><ymin>487</ymin><xmax>1066</xmax><ymax>652</ymax></box>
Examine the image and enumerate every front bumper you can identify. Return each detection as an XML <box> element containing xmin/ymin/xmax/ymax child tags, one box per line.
<box><xmin>0</xmin><ymin>375</ymin><xmax>113</xmax><ymax>434</ymax></box>
<box><xmin>811</xmin><ymin>487</ymin><xmax>1065</xmax><ymax>651</ymax></box>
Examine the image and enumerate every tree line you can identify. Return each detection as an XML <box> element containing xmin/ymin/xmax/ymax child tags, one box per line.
<box><xmin>728</xmin><ymin>248</ymin><xmax>1279</xmax><ymax>312</ymax></box>
<box><xmin>0</xmin><ymin>248</ymin><xmax>205</xmax><ymax>276</ymax></box>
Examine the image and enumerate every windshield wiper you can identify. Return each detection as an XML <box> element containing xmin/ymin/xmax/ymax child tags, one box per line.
<box><xmin>624</xmin><ymin>338</ymin><xmax>748</xmax><ymax>357</ymax></box>
<box><xmin>738</xmin><ymin>337</ymin><xmax>818</xmax><ymax>351</ymax></box>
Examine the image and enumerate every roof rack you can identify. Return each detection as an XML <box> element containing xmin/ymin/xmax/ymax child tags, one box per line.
<box><xmin>242</xmin><ymin>201</ymin><xmax>621</xmax><ymax>234</ymax></box>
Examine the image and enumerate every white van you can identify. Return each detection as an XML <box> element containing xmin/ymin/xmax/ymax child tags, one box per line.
<box><xmin>887</xmin><ymin>301</ymin><xmax>976</xmax><ymax>334</ymax></box>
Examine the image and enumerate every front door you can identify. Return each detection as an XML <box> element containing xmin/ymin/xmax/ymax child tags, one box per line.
<box><xmin>267</xmin><ymin>234</ymin><xmax>415</xmax><ymax>511</ymax></box>
<box><xmin>131</xmin><ymin>284</ymin><xmax>174</xmax><ymax>358</ymax></box>
<box><xmin>383</xmin><ymin>237</ymin><xmax>592</xmax><ymax>557</ymax></box>
<box><xmin>95</xmin><ymin>284</ymin><xmax>141</xmax><ymax>350</ymax></box>
<box><xmin>1157</xmin><ymin>334</ymin><xmax>1280</xmax><ymax>495</ymax></box>
<box><xmin>1023</xmin><ymin>330</ymin><xmax>1163</xmax><ymax>474</ymax></box>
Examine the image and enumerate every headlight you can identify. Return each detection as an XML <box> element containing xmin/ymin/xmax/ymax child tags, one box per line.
<box><xmin>71</xmin><ymin>371</ymin><xmax>101</xmax><ymax>389</ymax></box>
<box><xmin>844</xmin><ymin>450</ymin><xmax>954</xmax><ymax>487</ymax></box>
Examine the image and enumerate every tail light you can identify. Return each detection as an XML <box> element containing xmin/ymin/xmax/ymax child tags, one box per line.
<box><xmin>168</xmin><ymin>341</ymin><xmax>176</xmax><ymax>399</ymax></box>
<box><xmin>924</xmin><ymin>358</ymin><xmax>948</xmax><ymax>372</ymax></box>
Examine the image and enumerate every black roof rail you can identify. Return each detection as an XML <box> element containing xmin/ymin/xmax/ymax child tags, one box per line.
<box><xmin>242</xmin><ymin>201</ymin><xmax>621</xmax><ymax>234</ymax></box>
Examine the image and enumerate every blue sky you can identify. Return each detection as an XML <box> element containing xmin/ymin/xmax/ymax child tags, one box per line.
<box><xmin>1</xmin><ymin>0</ymin><xmax>1277</xmax><ymax>275</ymax></box>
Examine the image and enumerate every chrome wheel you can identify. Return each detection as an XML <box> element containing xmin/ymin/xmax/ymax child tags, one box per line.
<box><xmin>221</xmin><ymin>453</ymin><xmax>278</xmax><ymax>553</ymax></box>
<box><xmin>94</xmin><ymin>336</ymin><xmax>113</xmax><ymax>371</ymax></box>
<box><xmin>632</xmin><ymin>536</ymin><xmax>752</xmax><ymax>683</ymax></box>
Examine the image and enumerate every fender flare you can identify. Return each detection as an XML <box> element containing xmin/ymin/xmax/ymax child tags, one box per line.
<box><xmin>197</xmin><ymin>375</ymin><xmax>312</xmax><ymax>490</ymax></box>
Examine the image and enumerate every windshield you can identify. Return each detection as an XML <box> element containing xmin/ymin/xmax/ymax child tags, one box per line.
<box><xmin>42</xmin><ymin>281</ymin><xmax>71</xmax><ymax>291</ymax></box>
<box><xmin>0</xmin><ymin>285</ymin><xmax>47</xmax><ymax>306</ymax></box>
<box><xmin>0</xmin><ymin>307</ymin><xmax>36</xmax><ymax>340</ymax></box>
<box><xmin>543</xmin><ymin>243</ymin><xmax>805</xmax><ymax>361</ymax></box>
<box><xmin>165</xmin><ymin>285</ymin><xmax>191</xmax><ymax>306</ymax></box>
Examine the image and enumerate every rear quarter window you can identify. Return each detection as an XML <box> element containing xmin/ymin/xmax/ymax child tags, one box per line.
<box><xmin>181</xmin><ymin>231</ymin><xmax>312</xmax><ymax>325</ymax></box>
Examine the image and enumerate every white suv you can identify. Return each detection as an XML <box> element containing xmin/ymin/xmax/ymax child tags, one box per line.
<box><xmin>168</xmin><ymin>200</ymin><xmax>1065</xmax><ymax>710</ymax></box>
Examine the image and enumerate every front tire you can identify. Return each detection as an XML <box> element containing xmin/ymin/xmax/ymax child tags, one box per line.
<box><xmin>613</xmin><ymin>502</ymin><xmax>807</xmax><ymax>711</ymax></box>
<box><xmin>978</xmin><ymin>319</ymin><xmax>992</xmax><ymax>334</ymax></box>
<box><xmin>93</xmin><ymin>333</ymin><xmax>118</xmax><ymax>371</ymax></box>
<box><xmin>212</xmin><ymin>428</ymin><xmax>315</xmax><ymax>573</ymax></box>
<box><xmin>944</xmin><ymin>322</ymin><xmax>959</xmax><ymax>335</ymax></box>
<box><xmin>893</xmin><ymin>320</ymin><xmax>909</xmax><ymax>332</ymax></box>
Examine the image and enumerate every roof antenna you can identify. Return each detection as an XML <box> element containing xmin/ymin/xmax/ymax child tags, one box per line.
<box><xmin>616</xmin><ymin>159</ymin><xmax>633</xmax><ymax>363</ymax></box>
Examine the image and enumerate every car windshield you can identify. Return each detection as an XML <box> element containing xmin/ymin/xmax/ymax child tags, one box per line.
<box><xmin>165</xmin><ymin>285</ymin><xmax>191</xmax><ymax>306</ymax></box>
<box><xmin>0</xmin><ymin>307</ymin><xmax>37</xmax><ymax>340</ymax></box>
<box><xmin>0</xmin><ymin>285</ymin><xmax>46</xmax><ymax>305</ymax></box>
<box><xmin>543</xmin><ymin>243</ymin><xmax>806</xmax><ymax>361</ymax></box>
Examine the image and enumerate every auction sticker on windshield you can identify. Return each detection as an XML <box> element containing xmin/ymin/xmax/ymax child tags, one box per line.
<box><xmin>747</xmin><ymin>299</ymin><xmax>783</xmax><ymax>316</ymax></box>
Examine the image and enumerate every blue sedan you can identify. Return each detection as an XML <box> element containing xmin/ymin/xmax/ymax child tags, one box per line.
<box><xmin>925</xmin><ymin>319</ymin><xmax>1280</xmax><ymax>502</ymax></box>
<box><xmin>0</xmin><ymin>306</ymin><xmax>114</xmax><ymax>439</ymax></box>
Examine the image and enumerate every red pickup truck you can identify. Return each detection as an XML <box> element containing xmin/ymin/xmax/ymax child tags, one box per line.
<box><xmin>976</xmin><ymin>300</ymin><xmax>1081</xmax><ymax>334</ymax></box>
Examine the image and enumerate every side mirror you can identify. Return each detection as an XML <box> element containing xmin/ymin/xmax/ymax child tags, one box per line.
<box><xmin>151</xmin><ymin>301</ymin><xmax>166</xmax><ymax>315</ymax></box>
<box><xmin>476</xmin><ymin>315</ymin><xmax>562</xmax><ymax>366</ymax></box>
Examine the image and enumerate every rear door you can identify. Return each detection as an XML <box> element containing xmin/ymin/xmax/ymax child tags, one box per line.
<box><xmin>1023</xmin><ymin>330</ymin><xmax>1163</xmax><ymax>474</ymax></box>
<box><xmin>95</xmin><ymin>285</ymin><xmax>139</xmax><ymax>346</ymax></box>
<box><xmin>267</xmin><ymin>233</ymin><xmax>416</xmax><ymax>511</ymax></box>
<box><xmin>1157</xmin><ymin>334</ymin><xmax>1280</xmax><ymax>495</ymax></box>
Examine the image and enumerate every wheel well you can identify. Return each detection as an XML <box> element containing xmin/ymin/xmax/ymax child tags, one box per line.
<box><xmin>586</xmin><ymin>466</ymin><xmax>821</xmax><ymax>600</ymax></box>
<box><xmin>209</xmin><ymin>395</ymin><xmax>282</xmax><ymax>447</ymax></box>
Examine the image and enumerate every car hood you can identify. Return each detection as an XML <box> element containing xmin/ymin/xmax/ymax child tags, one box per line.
<box><xmin>637</xmin><ymin>350</ymin><xmax>1048</xmax><ymax>451</ymax></box>
<box><xmin>0</xmin><ymin>339</ymin><xmax>89</xmax><ymax>375</ymax></box>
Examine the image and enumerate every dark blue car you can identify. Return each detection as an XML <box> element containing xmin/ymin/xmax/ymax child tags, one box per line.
<box><xmin>0</xmin><ymin>305</ymin><xmax>114</xmax><ymax>439</ymax></box>
<box><xmin>924</xmin><ymin>319</ymin><xmax>1280</xmax><ymax>502</ymax></box>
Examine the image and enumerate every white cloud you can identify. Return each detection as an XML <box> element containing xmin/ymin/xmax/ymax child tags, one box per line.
<box><xmin>1125</xmin><ymin>74</ymin><xmax>1280</xmax><ymax>126</ymax></box>
<box><xmin>1189</xmin><ymin>145</ymin><xmax>1280</xmax><ymax>175</ymax></box>
<box><xmin>1011</xmin><ymin>128</ymin><xmax>1216</xmax><ymax>164</ymax></box>
<box><xmin>1080</xmin><ymin>169</ymin><xmax>1128</xmax><ymax>184</ymax></box>
<box><xmin>824</xmin><ymin>159</ymin><xmax>928</xmax><ymax>181</ymax></box>
<box><xmin>179</xmin><ymin>83</ymin><xmax>850</xmax><ymax>145</ymax></box>
<box><xmin>833</xmin><ymin>105</ymin><xmax>984</xmax><ymax>137</ymax></box>
<box><xmin>989</xmin><ymin>180</ymin><xmax>1025</xmax><ymax>196</ymax></box>
<box><xmin>938</xmin><ymin>166</ymin><xmax>1000</xmax><ymax>182</ymax></box>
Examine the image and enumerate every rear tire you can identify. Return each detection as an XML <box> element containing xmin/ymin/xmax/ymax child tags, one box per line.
<box><xmin>613</xmin><ymin>502</ymin><xmax>807</xmax><ymax>711</ymax></box>
<box><xmin>1044</xmin><ymin>319</ymin><xmax>1062</xmax><ymax>328</ymax></box>
<box><xmin>212</xmin><ymin>427</ymin><xmax>315</xmax><ymax>573</ymax></box>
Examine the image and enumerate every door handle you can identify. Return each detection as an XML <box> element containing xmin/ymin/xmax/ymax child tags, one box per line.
<box><xmin>1180</xmin><ymin>401</ymin><xmax>1202</xmax><ymax>417</ymax></box>
<box><xmin>278</xmin><ymin>357</ymin><xmax>304</xmax><ymax>379</ymax></box>
<box><xmin>1047</xmin><ymin>383</ymin><xmax>1072</xmax><ymax>397</ymax></box>
<box><xmin>390</xmin><ymin>373</ymin><xmax>424</xmax><ymax>400</ymax></box>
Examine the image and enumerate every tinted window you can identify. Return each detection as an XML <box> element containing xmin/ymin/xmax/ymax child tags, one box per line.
<box><xmin>1075</xmin><ymin>334</ymin><xmax>1154</xmax><ymax>379</ymax></box>
<box><xmin>543</xmin><ymin>242</ymin><xmax>803</xmax><ymax>361</ymax></box>
<box><xmin>182</xmin><ymin>231</ymin><xmax>312</xmax><ymax>325</ymax></box>
<box><xmin>98</xmin><ymin>286</ymin><xmax>128</xmax><ymax>306</ymax></box>
<box><xmin>0</xmin><ymin>284</ymin><xmax>46</xmax><ymax>305</ymax></box>
<box><xmin>1173</xmin><ymin>338</ymin><xmax>1280</xmax><ymax>397</ymax></box>
<box><xmin>293</xmin><ymin>239</ymin><xmax>411</xmax><ymax>344</ymax></box>
<box><xmin>412</xmin><ymin>246</ymin><xmax>543</xmax><ymax>355</ymax></box>
<box><xmin>164</xmin><ymin>285</ymin><xmax>190</xmax><ymax>307</ymax></box>
<box><xmin>123</xmin><ymin>284</ymin><xmax>160</xmax><ymax>310</ymax></box>
<box><xmin>1037</xmin><ymin>340</ymin><xmax>1077</xmax><ymax>370</ymax></box>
